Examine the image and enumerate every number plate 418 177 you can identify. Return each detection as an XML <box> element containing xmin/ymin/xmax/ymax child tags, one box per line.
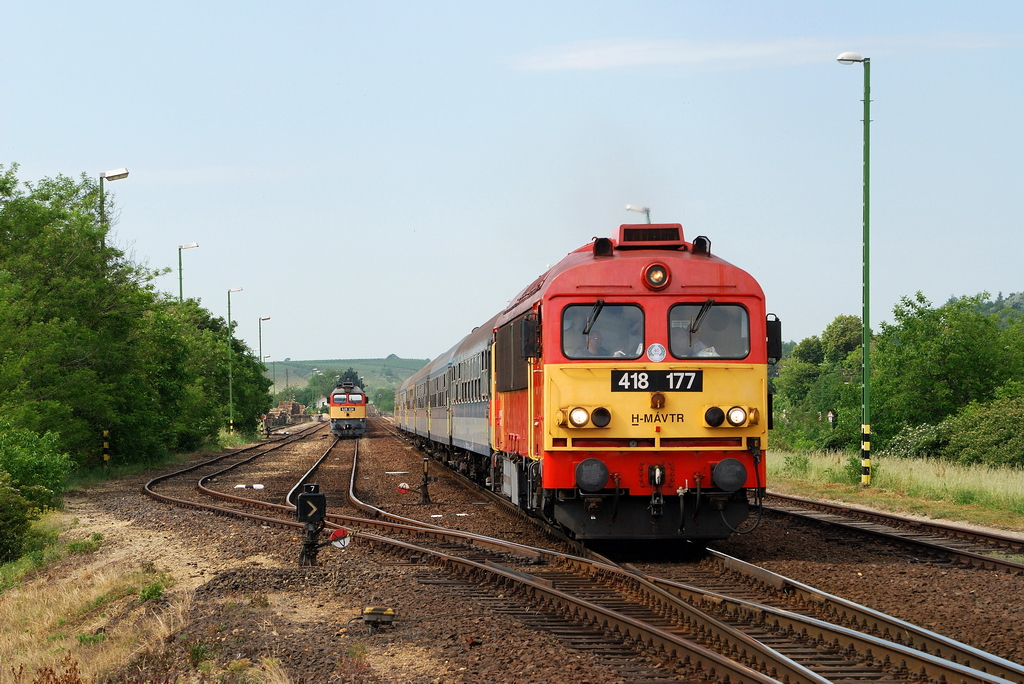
<box><xmin>611</xmin><ymin>370</ymin><xmax>704</xmax><ymax>392</ymax></box>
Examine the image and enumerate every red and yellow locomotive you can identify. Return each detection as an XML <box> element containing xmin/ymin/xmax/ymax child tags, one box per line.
<box><xmin>398</xmin><ymin>223</ymin><xmax>780</xmax><ymax>542</ymax></box>
<box><xmin>329</xmin><ymin>381</ymin><xmax>367</xmax><ymax>438</ymax></box>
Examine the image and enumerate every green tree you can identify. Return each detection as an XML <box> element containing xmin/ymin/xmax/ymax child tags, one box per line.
<box><xmin>821</xmin><ymin>315</ymin><xmax>862</xmax><ymax>364</ymax></box>
<box><xmin>0</xmin><ymin>165</ymin><xmax>158</xmax><ymax>463</ymax></box>
<box><xmin>370</xmin><ymin>388</ymin><xmax>395</xmax><ymax>413</ymax></box>
<box><xmin>0</xmin><ymin>164</ymin><xmax>273</xmax><ymax>468</ymax></box>
<box><xmin>873</xmin><ymin>293</ymin><xmax>1008</xmax><ymax>442</ymax></box>
<box><xmin>338</xmin><ymin>367</ymin><xmax>365</xmax><ymax>388</ymax></box>
<box><xmin>791</xmin><ymin>336</ymin><xmax>824</xmax><ymax>365</ymax></box>
<box><xmin>774</xmin><ymin>359</ymin><xmax>821</xmax><ymax>404</ymax></box>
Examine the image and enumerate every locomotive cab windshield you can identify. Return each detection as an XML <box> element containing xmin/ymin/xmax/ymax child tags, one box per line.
<box><xmin>563</xmin><ymin>304</ymin><xmax>644</xmax><ymax>359</ymax></box>
<box><xmin>669</xmin><ymin>303</ymin><xmax>750</xmax><ymax>359</ymax></box>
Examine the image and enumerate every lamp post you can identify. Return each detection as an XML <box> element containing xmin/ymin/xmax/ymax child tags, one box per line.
<box><xmin>308</xmin><ymin>368</ymin><xmax>319</xmax><ymax>412</ymax></box>
<box><xmin>625</xmin><ymin>204</ymin><xmax>651</xmax><ymax>223</ymax></box>
<box><xmin>99</xmin><ymin>168</ymin><xmax>129</xmax><ymax>247</ymax></box>
<box><xmin>178</xmin><ymin>243</ymin><xmax>199</xmax><ymax>303</ymax></box>
<box><xmin>837</xmin><ymin>51</ymin><xmax>872</xmax><ymax>487</ymax></box>
<box><xmin>259</xmin><ymin>317</ymin><xmax>271</xmax><ymax>366</ymax></box>
<box><xmin>227</xmin><ymin>287</ymin><xmax>243</xmax><ymax>434</ymax></box>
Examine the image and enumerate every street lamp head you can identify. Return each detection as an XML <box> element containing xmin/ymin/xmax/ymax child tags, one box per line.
<box><xmin>837</xmin><ymin>52</ymin><xmax>866</xmax><ymax>64</ymax></box>
<box><xmin>179</xmin><ymin>242</ymin><xmax>199</xmax><ymax>250</ymax></box>
<box><xmin>100</xmin><ymin>168</ymin><xmax>129</xmax><ymax>181</ymax></box>
<box><xmin>625</xmin><ymin>204</ymin><xmax>650</xmax><ymax>214</ymax></box>
<box><xmin>228</xmin><ymin>287</ymin><xmax>243</xmax><ymax>293</ymax></box>
<box><xmin>260</xmin><ymin>316</ymin><xmax>271</xmax><ymax>321</ymax></box>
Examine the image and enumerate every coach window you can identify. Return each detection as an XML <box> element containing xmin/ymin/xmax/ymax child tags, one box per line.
<box><xmin>563</xmin><ymin>304</ymin><xmax>643</xmax><ymax>359</ymax></box>
<box><xmin>669</xmin><ymin>303</ymin><xmax>750</xmax><ymax>359</ymax></box>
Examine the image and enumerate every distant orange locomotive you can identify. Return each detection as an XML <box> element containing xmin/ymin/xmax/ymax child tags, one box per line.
<box><xmin>329</xmin><ymin>381</ymin><xmax>367</xmax><ymax>438</ymax></box>
<box><xmin>397</xmin><ymin>224</ymin><xmax>781</xmax><ymax>542</ymax></box>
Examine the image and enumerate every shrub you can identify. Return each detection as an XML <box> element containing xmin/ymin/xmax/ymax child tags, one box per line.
<box><xmin>825</xmin><ymin>452</ymin><xmax>876</xmax><ymax>485</ymax></box>
<box><xmin>942</xmin><ymin>396</ymin><xmax>1024</xmax><ymax>466</ymax></box>
<box><xmin>0</xmin><ymin>471</ymin><xmax>34</xmax><ymax>563</ymax></box>
<box><xmin>0</xmin><ymin>420</ymin><xmax>73</xmax><ymax>508</ymax></box>
<box><xmin>781</xmin><ymin>453</ymin><xmax>810</xmax><ymax>476</ymax></box>
<box><xmin>139</xmin><ymin>581</ymin><xmax>164</xmax><ymax>601</ymax></box>
<box><xmin>883</xmin><ymin>422</ymin><xmax>950</xmax><ymax>459</ymax></box>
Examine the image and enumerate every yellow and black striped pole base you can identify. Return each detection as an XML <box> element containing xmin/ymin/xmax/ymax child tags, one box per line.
<box><xmin>861</xmin><ymin>424</ymin><xmax>871</xmax><ymax>486</ymax></box>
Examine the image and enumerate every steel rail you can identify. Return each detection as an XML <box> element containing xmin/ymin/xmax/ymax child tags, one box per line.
<box><xmin>351</xmin><ymin>529</ymin><xmax>790</xmax><ymax>684</ymax></box>
<box><xmin>371</xmin><ymin>416</ymin><xmax>613</xmax><ymax>563</ymax></box>
<box><xmin>765</xmin><ymin>493</ymin><xmax>1024</xmax><ymax>574</ymax></box>
<box><xmin>143</xmin><ymin>423</ymin><xmax>325</xmax><ymax>500</ymax></box>
<box><xmin>639</xmin><ymin>550</ymin><xmax>1024</xmax><ymax>684</ymax></box>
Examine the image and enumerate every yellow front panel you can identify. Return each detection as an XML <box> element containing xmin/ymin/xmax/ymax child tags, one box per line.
<box><xmin>544</xmin><ymin>363</ymin><xmax>768</xmax><ymax>450</ymax></box>
<box><xmin>331</xmin><ymin>405</ymin><xmax>367</xmax><ymax>420</ymax></box>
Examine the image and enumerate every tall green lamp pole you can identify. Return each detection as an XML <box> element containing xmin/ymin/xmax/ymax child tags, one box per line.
<box><xmin>178</xmin><ymin>243</ymin><xmax>199</xmax><ymax>303</ymax></box>
<box><xmin>258</xmin><ymin>317</ymin><xmax>271</xmax><ymax>367</ymax></box>
<box><xmin>98</xmin><ymin>168</ymin><xmax>129</xmax><ymax>247</ymax></box>
<box><xmin>837</xmin><ymin>51</ymin><xmax>871</xmax><ymax>486</ymax></box>
<box><xmin>227</xmin><ymin>287</ymin><xmax>243</xmax><ymax>434</ymax></box>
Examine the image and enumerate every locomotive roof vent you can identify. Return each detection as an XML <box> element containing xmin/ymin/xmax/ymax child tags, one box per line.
<box><xmin>616</xmin><ymin>223</ymin><xmax>686</xmax><ymax>251</ymax></box>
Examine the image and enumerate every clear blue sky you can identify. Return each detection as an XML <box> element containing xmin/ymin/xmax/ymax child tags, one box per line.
<box><xmin>3</xmin><ymin>2</ymin><xmax>1022</xmax><ymax>361</ymax></box>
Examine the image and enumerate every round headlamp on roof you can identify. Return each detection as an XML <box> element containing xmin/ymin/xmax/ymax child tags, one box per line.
<box><xmin>643</xmin><ymin>263</ymin><xmax>670</xmax><ymax>290</ymax></box>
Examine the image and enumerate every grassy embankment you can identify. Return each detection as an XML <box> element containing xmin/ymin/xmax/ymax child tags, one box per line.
<box><xmin>768</xmin><ymin>450</ymin><xmax>1024</xmax><ymax>533</ymax></box>
<box><xmin>0</xmin><ymin>433</ymin><xmax>293</xmax><ymax>684</ymax></box>
<box><xmin>0</xmin><ymin>519</ymin><xmax>293</xmax><ymax>683</ymax></box>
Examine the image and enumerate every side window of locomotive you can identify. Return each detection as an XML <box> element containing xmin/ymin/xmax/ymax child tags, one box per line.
<box><xmin>669</xmin><ymin>303</ymin><xmax>750</xmax><ymax>359</ymax></box>
<box><xmin>562</xmin><ymin>304</ymin><xmax>643</xmax><ymax>360</ymax></box>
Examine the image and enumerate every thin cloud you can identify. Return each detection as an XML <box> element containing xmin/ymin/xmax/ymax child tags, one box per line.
<box><xmin>512</xmin><ymin>34</ymin><xmax>1015</xmax><ymax>71</ymax></box>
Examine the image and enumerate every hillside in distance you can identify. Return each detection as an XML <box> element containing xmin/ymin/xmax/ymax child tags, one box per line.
<box><xmin>265</xmin><ymin>355</ymin><xmax>428</xmax><ymax>393</ymax></box>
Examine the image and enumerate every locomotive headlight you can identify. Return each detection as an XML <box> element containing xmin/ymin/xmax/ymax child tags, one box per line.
<box><xmin>705</xmin><ymin>406</ymin><xmax>725</xmax><ymax>427</ymax></box>
<box><xmin>569</xmin><ymin>407</ymin><xmax>590</xmax><ymax>427</ymax></box>
<box><xmin>591</xmin><ymin>407</ymin><xmax>611</xmax><ymax>428</ymax></box>
<box><xmin>643</xmin><ymin>263</ymin><xmax>670</xmax><ymax>290</ymax></box>
<box><xmin>726</xmin><ymin>406</ymin><xmax>748</xmax><ymax>426</ymax></box>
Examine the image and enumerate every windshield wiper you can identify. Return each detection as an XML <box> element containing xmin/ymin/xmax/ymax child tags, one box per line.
<box><xmin>582</xmin><ymin>299</ymin><xmax>605</xmax><ymax>336</ymax></box>
<box><xmin>689</xmin><ymin>298</ymin><xmax>716</xmax><ymax>346</ymax></box>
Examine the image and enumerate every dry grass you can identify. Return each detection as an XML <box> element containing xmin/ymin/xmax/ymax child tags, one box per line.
<box><xmin>768</xmin><ymin>450</ymin><xmax>1024</xmax><ymax>532</ymax></box>
<box><xmin>0</xmin><ymin>556</ymin><xmax>184</xmax><ymax>684</ymax></box>
<box><xmin>0</xmin><ymin>547</ymin><xmax>295</xmax><ymax>684</ymax></box>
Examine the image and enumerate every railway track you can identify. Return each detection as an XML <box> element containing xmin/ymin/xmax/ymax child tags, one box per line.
<box><xmin>141</xmin><ymin>420</ymin><xmax>1023</xmax><ymax>684</ymax></box>
<box><xmin>362</xmin><ymin>418</ymin><xmax>1024</xmax><ymax>684</ymax></box>
<box><xmin>764</xmin><ymin>493</ymin><xmax>1024</xmax><ymax>574</ymax></box>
